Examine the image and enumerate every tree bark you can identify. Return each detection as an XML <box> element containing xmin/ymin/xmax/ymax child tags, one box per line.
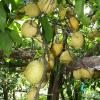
<box><xmin>51</xmin><ymin>65</ymin><xmax>64</xmax><ymax>100</ymax></box>
<box><xmin>81</xmin><ymin>56</ymin><xmax>100</xmax><ymax>70</ymax></box>
<box><xmin>47</xmin><ymin>71</ymin><xmax>55</xmax><ymax>100</ymax></box>
<box><xmin>52</xmin><ymin>77</ymin><xmax>59</xmax><ymax>100</ymax></box>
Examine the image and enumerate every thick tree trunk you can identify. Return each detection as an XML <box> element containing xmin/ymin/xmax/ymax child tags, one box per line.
<box><xmin>52</xmin><ymin>74</ymin><xmax>63</xmax><ymax>100</ymax></box>
<box><xmin>47</xmin><ymin>63</ymin><xmax>64</xmax><ymax>100</ymax></box>
<box><xmin>52</xmin><ymin>77</ymin><xmax>59</xmax><ymax>100</ymax></box>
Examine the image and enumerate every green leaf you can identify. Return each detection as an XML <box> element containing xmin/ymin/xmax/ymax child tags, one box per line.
<box><xmin>95</xmin><ymin>10</ymin><xmax>100</xmax><ymax>23</ymax></box>
<box><xmin>8</xmin><ymin>29</ymin><xmax>22</xmax><ymax>46</ymax></box>
<box><xmin>0</xmin><ymin>30</ymin><xmax>13</xmax><ymax>55</ymax></box>
<box><xmin>0</xmin><ymin>2</ymin><xmax>6</xmax><ymax>31</ymax></box>
<box><xmin>40</xmin><ymin>15</ymin><xmax>53</xmax><ymax>43</ymax></box>
<box><xmin>57</xmin><ymin>0</ymin><xmax>62</xmax><ymax>4</ymax></box>
<box><xmin>75</xmin><ymin>0</ymin><xmax>85</xmax><ymax>17</ymax></box>
<box><xmin>75</xmin><ymin>0</ymin><xmax>91</xmax><ymax>26</ymax></box>
<box><xmin>4</xmin><ymin>0</ymin><xmax>24</xmax><ymax>11</ymax></box>
<box><xmin>95</xmin><ymin>0</ymin><xmax>100</xmax><ymax>8</ymax></box>
<box><xmin>95</xmin><ymin>10</ymin><xmax>100</xmax><ymax>20</ymax></box>
<box><xmin>79</xmin><ymin>16</ymin><xmax>91</xmax><ymax>26</ymax></box>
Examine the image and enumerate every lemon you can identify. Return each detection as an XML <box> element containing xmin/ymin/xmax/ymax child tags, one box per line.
<box><xmin>69</xmin><ymin>17</ymin><xmax>79</xmax><ymax>31</ymax></box>
<box><xmin>23</xmin><ymin>60</ymin><xmax>44</xmax><ymax>84</ymax></box>
<box><xmin>80</xmin><ymin>68</ymin><xmax>94</xmax><ymax>79</ymax></box>
<box><xmin>38</xmin><ymin>0</ymin><xmax>57</xmax><ymax>14</ymax></box>
<box><xmin>24</xmin><ymin>3</ymin><xmax>40</xmax><ymax>17</ymax></box>
<box><xmin>51</xmin><ymin>43</ymin><xmax>63</xmax><ymax>57</ymax></box>
<box><xmin>71</xmin><ymin>32</ymin><xmax>84</xmax><ymax>49</ymax></box>
<box><xmin>60</xmin><ymin>50</ymin><xmax>72</xmax><ymax>64</ymax></box>
<box><xmin>73</xmin><ymin>69</ymin><xmax>81</xmax><ymax>80</ymax></box>
<box><xmin>21</xmin><ymin>20</ymin><xmax>37</xmax><ymax>38</ymax></box>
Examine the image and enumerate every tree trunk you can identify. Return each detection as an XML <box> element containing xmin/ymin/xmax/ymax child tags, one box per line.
<box><xmin>52</xmin><ymin>77</ymin><xmax>59</xmax><ymax>100</ymax></box>
<box><xmin>47</xmin><ymin>71</ymin><xmax>55</xmax><ymax>100</ymax></box>
<box><xmin>47</xmin><ymin>64</ymin><xmax>64</xmax><ymax>100</ymax></box>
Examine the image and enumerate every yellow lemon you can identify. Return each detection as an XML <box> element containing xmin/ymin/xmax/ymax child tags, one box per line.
<box><xmin>23</xmin><ymin>60</ymin><xmax>44</xmax><ymax>84</ymax></box>
<box><xmin>73</xmin><ymin>69</ymin><xmax>81</xmax><ymax>80</ymax></box>
<box><xmin>38</xmin><ymin>0</ymin><xmax>57</xmax><ymax>14</ymax></box>
<box><xmin>71</xmin><ymin>32</ymin><xmax>84</xmax><ymax>49</ymax></box>
<box><xmin>51</xmin><ymin>43</ymin><xmax>63</xmax><ymax>57</ymax></box>
<box><xmin>24</xmin><ymin>3</ymin><xmax>40</xmax><ymax>17</ymax></box>
<box><xmin>80</xmin><ymin>68</ymin><xmax>94</xmax><ymax>79</ymax></box>
<box><xmin>21</xmin><ymin>20</ymin><xmax>37</xmax><ymax>38</ymax></box>
<box><xmin>60</xmin><ymin>50</ymin><xmax>72</xmax><ymax>64</ymax></box>
<box><xmin>69</xmin><ymin>17</ymin><xmax>79</xmax><ymax>31</ymax></box>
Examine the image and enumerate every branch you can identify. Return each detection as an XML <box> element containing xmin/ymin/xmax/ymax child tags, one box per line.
<box><xmin>66</xmin><ymin>56</ymin><xmax>100</xmax><ymax>71</ymax></box>
<box><xmin>0</xmin><ymin>48</ymin><xmax>34</xmax><ymax>60</ymax></box>
<box><xmin>81</xmin><ymin>56</ymin><xmax>100</xmax><ymax>70</ymax></box>
<box><xmin>10</xmin><ymin>48</ymin><xmax>34</xmax><ymax>60</ymax></box>
<box><xmin>0</xmin><ymin>43</ymin><xmax>100</xmax><ymax>72</ymax></box>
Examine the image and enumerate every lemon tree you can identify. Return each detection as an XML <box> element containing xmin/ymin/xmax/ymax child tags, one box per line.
<box><xmin>0</xmin><ymin>0</ymin><xmax>100</xmax><ymax>100</ymax></box>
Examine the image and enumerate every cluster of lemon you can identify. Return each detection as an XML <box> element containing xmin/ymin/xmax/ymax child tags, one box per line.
<box><xmin>73</xmin><ymin>68</ymin><xmax>94</xmax><ymax>80</ymax></box>
<box><xmin>21</xmin><ymin>0</ymin><xmax>57</xmax><ymax>38</ymax></box>
<box><xmin>21</xmin><ymin>0</ymin><xmax>56</xmax><ymax>86</ymax></box>
<box><xmin>21</xmin><ymin>1</ymin><xmax>83</xmax><ymax>85</ymax></box>
<box><xmin>19</xmin><ymin>1</ymin><xmax>98</xmax><ymax>99</ymax></box>
<box><xmin>20</xmin><ymin>1</ymin><xmax>57</xmax><ymax>99</ymax></box>
<box><xmin>69</xmin><ymin>16</ymin><xmax>84</xmax><ymax>49</ymax></box>
<box><xmin>23</xmin><ymin>43</ymin><xmax>72</xmax><ymax>83</ymax></box>
<box><xmin>59</xmin><ymin>6</ymin><xmax>84</xmax><ymax>49</ymax></box>
<box><xmin>21</xmin><ymin>0</ymin><xmax>57</xmax><ymax>17</ymax></box>
<box><xmin>23</xmin><ymin>59</ymin><xmax>49</xmax><ymax>100</ymax></box>
<box><xmin>21</xmin><ymin>1</ymin><xmax>84</xmax><ymax>49</ymax></box>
